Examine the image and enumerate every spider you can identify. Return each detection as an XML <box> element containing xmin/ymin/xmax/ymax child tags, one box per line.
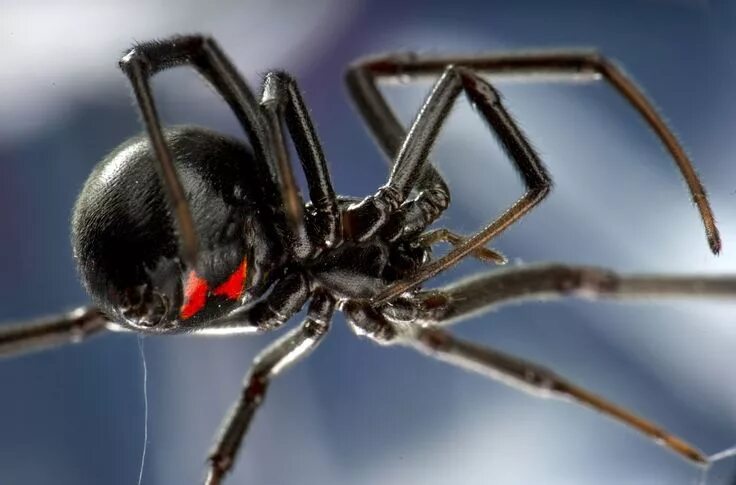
<box><xmin>1</xmin><ymin>35</ymin><xmax>734</xmax><ymax>484</ymax></box>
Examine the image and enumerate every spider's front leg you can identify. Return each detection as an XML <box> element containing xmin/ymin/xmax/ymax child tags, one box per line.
<box><xmin>346</xmin><ymin>51</ymin><xmax>723</xmax><ymax>305</ymax></box>
<box><xmin>408</xmin><ymin>263</ymin><xmax>736</xmax><ymax>326</ymax></box>
<box><xmin>359</xmin><ymin>264</ymin><xmax>736</xmax><ymax>467</ymax></box>
<box><xmin>342</xmin><ymin>68</ymin><xmax>462</xmax><ymax>243</ymax></box>
<box><xmin>345</xmin><ymin>64</ymin><xmax>551</xmax><ymax>302</ymax></box>
<box><xmin>345</xmin><ymin>296</ymin><xmax>709</xmax><ymax>467</ymax></box>
<box><xmin>205</xmin><ymin>292</ymin><xmax>334</xmax><ymax>485</ymax></box>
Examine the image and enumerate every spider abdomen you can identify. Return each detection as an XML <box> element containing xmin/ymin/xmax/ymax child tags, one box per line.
<box><xmin>71</xmin><ymin>126</ymin><xmax>273</xmax><ymax>329</ymax></box>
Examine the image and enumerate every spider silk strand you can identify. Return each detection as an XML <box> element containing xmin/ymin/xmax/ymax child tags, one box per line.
<box><xmin>137</xmin><ymin>335</ymin><xmax>149</xmax><ymax>485</ymax></box>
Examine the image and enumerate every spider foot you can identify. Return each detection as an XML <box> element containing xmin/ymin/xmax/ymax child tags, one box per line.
<box><xmin>418</xmin><ymin>228</ymin><xmax>506</xmax><ymax>265</ymax></box>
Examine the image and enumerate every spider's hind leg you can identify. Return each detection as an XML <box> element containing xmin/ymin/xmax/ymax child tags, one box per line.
<box><xmin>0</xmin><ymin>306</ymin><xmax>115</xmax><ymax>358</ymax></box>
<box><xmin>119</xmin><ymin>35</ymin><xmax>284</xmax><ymax>268</ymax></box>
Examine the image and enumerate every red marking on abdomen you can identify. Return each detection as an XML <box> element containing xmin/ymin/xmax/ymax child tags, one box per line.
<box><xmin>180</xmin><ymin>271</ymin><xmax>209</xmax><ymax>319</ymax></box>
<box><xmin>213</xmin><ymin>257</ymin><xmax>248</xmax><ymax>301</ymax></box>
<box><xmin>180</xmin><ymin>257</ymin><xmax>249</xmax><ymax>320</ymax></box>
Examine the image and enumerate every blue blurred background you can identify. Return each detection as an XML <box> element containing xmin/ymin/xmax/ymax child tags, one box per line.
<box><xmin>1</xmin><ymin>0</ymin><xmax>736</xmax><ymax>484</ymax></box>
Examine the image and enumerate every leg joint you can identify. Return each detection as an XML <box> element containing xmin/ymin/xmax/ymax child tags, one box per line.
<box><xmin>119</xmin><ymin>35</ymin><xmax>219</xmax><ymax>77</ymax></box>
<box><xmin>552</xmin><ymin>265</ymin><xmax>619</xmax><ymax>296</ymax></box>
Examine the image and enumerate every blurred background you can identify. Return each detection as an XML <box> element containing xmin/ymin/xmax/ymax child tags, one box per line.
<box><xmin>1</xmin><ymin>0</ymin><xmax>735</xmax><ymax>484</ymax></box>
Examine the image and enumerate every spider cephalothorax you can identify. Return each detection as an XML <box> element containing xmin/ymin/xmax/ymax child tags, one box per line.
<box><xmin>1</xmin><ymin>35</ymin><xmax>734</xmax><ymax>485</ymax></box>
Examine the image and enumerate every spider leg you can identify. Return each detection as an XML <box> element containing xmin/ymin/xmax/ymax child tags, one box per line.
<box><xmin>260</xmin><ymin>71</ymin><xmax>341</xmax><ymax>256</ymax></box>
<box><xmin>408</xmin><ymin>326</ymin><xmax>709</xmax><ymax>465</ymax></box>
<box><xmin>347</xmin><ymin>50</ymin><xmax>720</xmax><ymax>255</ymax></box>
<box><xmin>205</xmin><ymin>292</ymin><xmax>334</xmax><ymax>485</ymax></box>
<box><xmin>344</xmin><ymin>65</ymin><xmax>470</xmax><ymax>242</ymax></box>
<box><xmin>344</xmin><ymin>299</ymin><xmax>714</xmax><ymax>466</ymax></box>
<box><xmin>406</xmin><ymin>263</ymin><xmax>736</xmax><ymax>326</ymax></box>
<box><xmin>361</xmin><ymin>67</ymin><xmax>550</xmax><ymax>304</ymax></box>
<box><xmin>346</xmin><ymin>54</ymin><xmax>451</xmax><ymax>245</ymax></box>
<box><xmin>0</xmin><ymin>306</ymin><xmax>121</xmax><ymax>358</ymax></box>
<box><xmin>118</xmin><ymin>35</ymin><xmax>284</xmax><ymax>268</ymax></box>
<box><xmin>344</xmin><ymin>51</ymin><xmax>449</xmax><ymax>203</ymax></box>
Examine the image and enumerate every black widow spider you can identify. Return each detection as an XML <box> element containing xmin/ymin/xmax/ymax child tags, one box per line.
<box><xmin>1</xmin><ymin>35</ymin><xmax>734</xmax><ymax>484</ymax></box>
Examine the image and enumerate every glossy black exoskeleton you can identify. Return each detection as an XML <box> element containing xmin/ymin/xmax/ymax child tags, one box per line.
<box><xmin>71</xmin><ymin>125</ymin><xmax>427</xmax><ymax>332</ymax></box>
<box><xmin>72</xmin><ymin>127</ymin><xmax>283</xmax><ymax>329</ymax></box>
<box><xmin>2</xmin><ymin>35</ymin><xmax>733</xmax><ymax>485</ymax></box>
